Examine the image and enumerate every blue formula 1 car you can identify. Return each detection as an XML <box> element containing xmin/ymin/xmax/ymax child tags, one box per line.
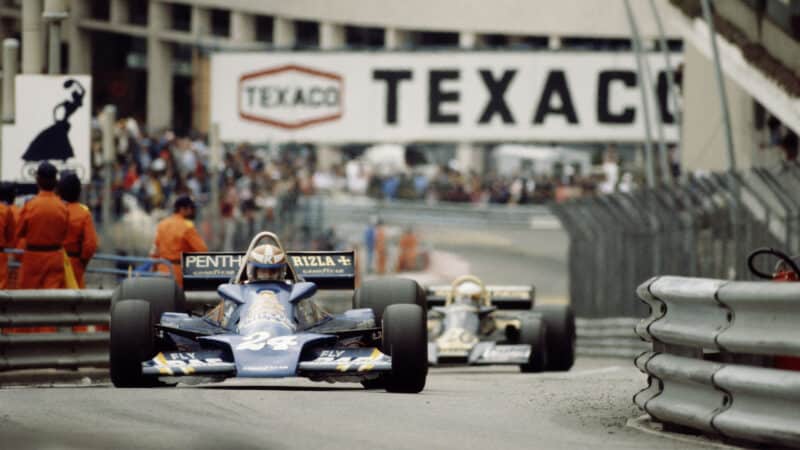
<box><xmin>109</xmin><ymin>231</ymin><xmax>428</xmax><ymax>393</ymax></box>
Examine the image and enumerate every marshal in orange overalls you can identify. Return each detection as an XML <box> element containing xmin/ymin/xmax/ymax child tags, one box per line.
<box><xmin>151</xmin><ymin>213</ymin><xmax>208</xmax><ymax>287</ymax></box>
<box><xmin>63</xmin><ymin>203</ymin><xmax>98</xmax><ymax>288</ymax></box>
<box><xmin>16</xmin><ymin>191</ymin><xmax>69</xmax><ymax>288</ymax></box>
<box><xmin>0</xmin><ymin>203</ymin><xmax>15</xmax><ymax>289</ymax></box>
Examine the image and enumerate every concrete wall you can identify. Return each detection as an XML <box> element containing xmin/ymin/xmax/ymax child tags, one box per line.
<box><xmin>680</xmin><ymin>40</ymin><xmax>781</xmax><ymax>172</ymax></box>
<box><xmin>165</xmin><ymin>0</ymin><xmax>681</xmax><ymax>39</ymax></box>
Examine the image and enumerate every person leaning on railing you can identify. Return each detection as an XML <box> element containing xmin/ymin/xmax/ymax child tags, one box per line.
<box><xmin>16</xmin><ymin>162</ymin><xmax>69</xmax><ymax>288</ymax></box>
<box><xmin>57</xmin><ymin>171</ymin><xmax>98</xmax><ymax>289</ymax></box>
<box><xmin>150</xmin><ymin>195</ymin><xmax>208</xmax><ymax>287</ymax></box>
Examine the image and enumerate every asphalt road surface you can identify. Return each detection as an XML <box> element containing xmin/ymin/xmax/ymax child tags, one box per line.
<box><xmin>1</xmin><ymin>358</ymin><xmax>729</xmax><ymax>450</ymax></box>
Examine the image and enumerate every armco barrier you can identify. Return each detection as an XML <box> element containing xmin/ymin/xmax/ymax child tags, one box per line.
<box><xmin>0</xmin><ymin>288</ymin><xmax>639</xmax><ymax>373</ymax></box>
<box><xmin>575</xmin><ymin>317</ymin><xmax>647</xmax><ymax>358</ymax></box>
<box><xmin>635</xmin><ymin>276</ymin><xmax>800</xmax><ymax>448</ymax></box>
<box><xmin>0</xmin><ymin>290</ymin><xmax>218</xmax><ymax>371</ymax></box>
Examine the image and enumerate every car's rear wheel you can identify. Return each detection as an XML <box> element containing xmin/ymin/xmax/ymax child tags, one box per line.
<box><xmin>112</xmin><ymin>278</ymin><xmax>186</xmax><ymax>324</ymax></box>
<box><xmin>382</xmin><ymin>304</ymin><xmax>427</xmax><ymax>393</ymax></box>
<box><xmin>110</xmin><ymin>299</ymin><xmax>159</xmax><ymax>387</ymax></box>
<box><xmin>534</xmin><ymin>304</ymin><xmax>576</xmax><ymax>371</ymax></box>
<box><xmin>519</xmin><ymin>317</ymin><xmax>547</xmax><ymax>373</ymax></box>
<box><xmin>353</xmin><ymin>278</ymin><xmax>426</xmax><ymax>324</ymax></box>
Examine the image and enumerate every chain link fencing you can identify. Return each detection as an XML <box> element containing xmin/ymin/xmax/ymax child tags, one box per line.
<box><xmin>551</xmin><ymin>165</ymin><xmax>800</xmax><ymax>318</ymax></box>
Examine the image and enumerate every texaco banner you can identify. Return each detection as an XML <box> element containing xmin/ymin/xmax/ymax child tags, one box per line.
<box><xmin>211</xmin><ymin>52</ymin><xmax>681</xmax><ymax>143</ymax></box>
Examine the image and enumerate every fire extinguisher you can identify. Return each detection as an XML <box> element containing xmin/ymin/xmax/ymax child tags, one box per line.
<box><xmin>747</xmin><ymin>248</ymin><xmax>800</xmax><ymax>370</ymax></box>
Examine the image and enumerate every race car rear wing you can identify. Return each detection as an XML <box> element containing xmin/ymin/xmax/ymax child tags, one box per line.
<box><xmin>182</xmin><ymin>250</ymin><xmax>356</xmax><ymax>291</ymax></box>
<box><xmin>425</xmin><ymin>285</ymin><xmax>534</xmax><ymax>310</ymax></box>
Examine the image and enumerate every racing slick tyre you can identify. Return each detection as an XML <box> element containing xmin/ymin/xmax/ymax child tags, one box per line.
<box><xmin>519</xmin><ymin>318</ymin><xmax>547</xmax><ymax>373</ymax></box>
<box><xmin>112</xmin><ymin>278</ymin><xmax>187</xmax><ymax>324</ymax></box>
<box><xmin>534</xmin><ymin>304</ymin><xmax>576</xmax><ymax>371</ymax></box>
<box><xmin>382</xmin><ymin>304</ymin><xmax>427</xmax><ymax>393</ymax></box>
<box><xmin>110</xmin><ymin>299</ymin><xmax>160</xmax><ymax>387</ymax></box>
<box><xmin>353</xmin><ymin>278</ymin><xmax>426</xmax><ymax>324</ymax></box>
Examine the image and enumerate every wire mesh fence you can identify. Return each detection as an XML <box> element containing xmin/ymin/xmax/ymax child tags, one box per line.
<box><xmin>551</xmin><ymin>166</ymin><xmax>800</xmax><ymax>318</ymax></box>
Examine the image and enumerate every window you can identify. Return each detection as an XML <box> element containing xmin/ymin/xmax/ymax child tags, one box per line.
<box><xmin>210</xmin><ymin>8</ymin><xmax>230</xmax><ymax>37</ymax></box>
<box><xmin>128</xmin><ymin>0</ymin><xmax>148</xmax><ymax>26</ymax></box>
<box><xmin>345</xmin><ymin>26</ymin><xmax>385</xmax><ymax>48</ymax></box>
<box><xmin>90</xmin><ymin>1</ymin><xmax>110</xmax><ymax>20</ymax></box>
<box><xmin>562</xmin><ymin>37</ymin><xmax>631</xmax><ymax>51</ymax></box>
<box><xmin>170</xmin><ymin>3</ymin><xmax>191</xmax><ymax>31</ymax></box>
<box><xmin>295</xmin><ymin>20</ymin><xmax>319</xmax><ymax>49</ymax></box>
<box><xmin>414</xmin><ymin>31</ymin><xmax>459</xmax><ymax>48</ymax></box>
<box><xmin>482</xmin><ymin>34</ymin><xmax>509</xmax><ymax>48</ymax></box>
<box><xmin>254</xmin><ymin>15</ymin><xmax>273</xmax><ymax>43</ymax></box>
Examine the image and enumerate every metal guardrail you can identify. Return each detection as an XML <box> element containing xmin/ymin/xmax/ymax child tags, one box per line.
<box><xmin>0</xmin><ymin>289</ymin><xmax>219</xmax><ymax>371</ymax></box>
<box><xmin>0</xmin><ymin>286</ymin><xmax>640</xmax><ymax>373</ymax></box>
<box><xmin>575</xmin><ymin>317</ymin><xmax>648</xmax><ymax>358</ymax></box>
<box><xmin>309</xmin><ymin>195</ymin><xmax>555</xmax><ymax>230</ymax></box>
<box><xmin>635</xmin><ymin>276</ymin><xmax>800</xmax><ymax>448</ymax></box>
<box><xmin>4</xmin><ymin>249</ymin><xmax>176</xmax><ymax>290</ymax></box>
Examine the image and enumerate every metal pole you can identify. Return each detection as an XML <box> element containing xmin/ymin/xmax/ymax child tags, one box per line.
<box><xmin>623</xmin><ymin>0</ymin><xmax>656</xmax><ymax>189</ymax></box>
<box><xmin>700</xmin><ymin>0</ymin><xmax>736</xmax><ymax>173</ymax></box>
<box><xmin>1</xmin><ymin>39</ymin><xmax>19</xmax><ymax>180</ymax></box>
<box><xmin>101</xmin><ymin>105</ymin><xmax>116</xmax><ymax>242</ymax></box>
<box><xmin>21</xmin><ymin>0</ymin><xmax>44</xmax><ymax>74</ymax></box>
<box><xmin>640</xmin><ymin>42</ymin><xmax>673</xmax><ymax>186</ymax></box>
<box><xmin>43</xmin><ymin>0</ymin><xmax>68</xmax><ymax>75</ymax></box>
<box><xmin>209</xmin><ymin>123</ymin><xmax>221</xmax><ymax>250</ymax></box>
<box><xmin>701</xmin><ymin>0</ymin><xmax>739</xmax><ymax>279</ymax></box>
<box><xmin>2</xmin><ymin>39</ymin><xmax>18</xmax><ymax>123</ymax></box>
<box><xmin>648</xmin><ymin>0</ymin><xmax>683</xmax><ymax>181</ymax></box>
<box><xmin>47</xmin><ymin>21</ymin><xmax>60</xmax><ymax>74</ymax></box>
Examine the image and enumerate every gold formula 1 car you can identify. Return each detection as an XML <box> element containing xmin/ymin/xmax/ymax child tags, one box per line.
<box><xmin>426</xmin><ymin>275</ymin><xmax>575</xmax><ymax>372</ymax></box>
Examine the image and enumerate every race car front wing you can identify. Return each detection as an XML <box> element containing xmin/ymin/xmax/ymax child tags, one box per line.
<box><xmin>428</xmin><ymin>342</ymin><xmax>531</xmax><ymax>365</ymax></box>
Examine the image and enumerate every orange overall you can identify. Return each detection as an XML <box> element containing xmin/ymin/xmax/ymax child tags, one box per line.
<box><xmin>63</xmin><ymin>203</ymin><xmax>99</xmax><ymax>288</ymax></box>
<box><xmin>16</xmin><ymin>191</ymin><xmax>69</xmax><ymax>288</ymax></box>
<box><xmin>151</xmin><ymin>214</ymin><xmax>208</xmax><ymax>287</ymax></box>
<box><xmin>375</xmin><ymin>225</ymin><xmax>387</xmax><ymax>274</ymax></box>
<box><xmin>396</xmin><ymin>231</ymin><xmax>418</xmax><ymax>272</ymax></box>
<box><xmin>0</xmin><ymin>203</ymin><xmax>15</xmax><ymax>289</ymax></box>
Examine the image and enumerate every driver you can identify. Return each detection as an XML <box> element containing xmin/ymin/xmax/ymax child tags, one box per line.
<box><xmin>453</xmin><ymin>280</ymin><xmax>483</xmax><ymax>308</ymax></box>
<box><xmin>245</xmin><ymin>244</ymin><xmax>287</xmax><ymax>282</ymax></box>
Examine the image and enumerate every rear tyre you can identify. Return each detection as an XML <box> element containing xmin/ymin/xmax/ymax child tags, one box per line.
<box><xmin>534</xmin><ymin>304</ymin><xmax>576</xmax><ymax>371</ymax></box>
<box><xmin>112</xmin><ymin>278</ymin><xmax>186</xmax><ymax>324</ymax></box>
<box><xmin>353</xmin><ymin>278</ymin><xmax>426</xmax><ymax>324</ymax></box>
<box><xmin>110</xmin><ymin>300</ymin><xmax>158</xmax><ymax>387</ymax></box>
<box><xmin>519</xmin><ymin>318</ymin><xmax>547</xmax><ymax>373</ymax></box>
<box><xmin>382</xmin><ymin>304</ymin><xmax>427</xmax><ymax>393</ymax></box>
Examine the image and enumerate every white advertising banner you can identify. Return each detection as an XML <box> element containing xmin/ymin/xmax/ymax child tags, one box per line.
<box><xmin>211</xmin><ymin>52</ymin><xmax>681</xmax><ymax>143</ymax></box>
<box><xmin>2</xmin><ymin>75</ymin><xmax>92</xmax><ymax>183</ymax></box>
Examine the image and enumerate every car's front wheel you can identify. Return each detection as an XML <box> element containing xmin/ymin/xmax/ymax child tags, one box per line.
<box><xmin>382</xmin><ymin>304</ymin><xmax>427</xmax><ymax>393</ymax></box>
<box><xmin>519</xmin><ymin>317</ymin><xmax>547</xmax><ymax>373</ymax></box>
<box><xmin>110</xmin><ymin>299</ymin><xmax>159</xmax><ymax>387</ymax></box>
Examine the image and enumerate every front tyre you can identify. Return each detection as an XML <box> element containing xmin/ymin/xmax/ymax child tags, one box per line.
<box><xmin>383</xmin><ymin>304</ymin><xmax>427</xmax><ymax>393</ymax></box>
<box><xmin>519</xmin><ymin>317</ymin><xmax>547</xmax><ymax>373</ymax></box>
<box><xmin>110</xmin><ymin>299</ymin><xmax>158</xmax><ymax>387</ymax></box>
<box><xmin>534</xmin><ymin>304</ymin><xmax>576</xmax><ymax>371</ymax></box>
